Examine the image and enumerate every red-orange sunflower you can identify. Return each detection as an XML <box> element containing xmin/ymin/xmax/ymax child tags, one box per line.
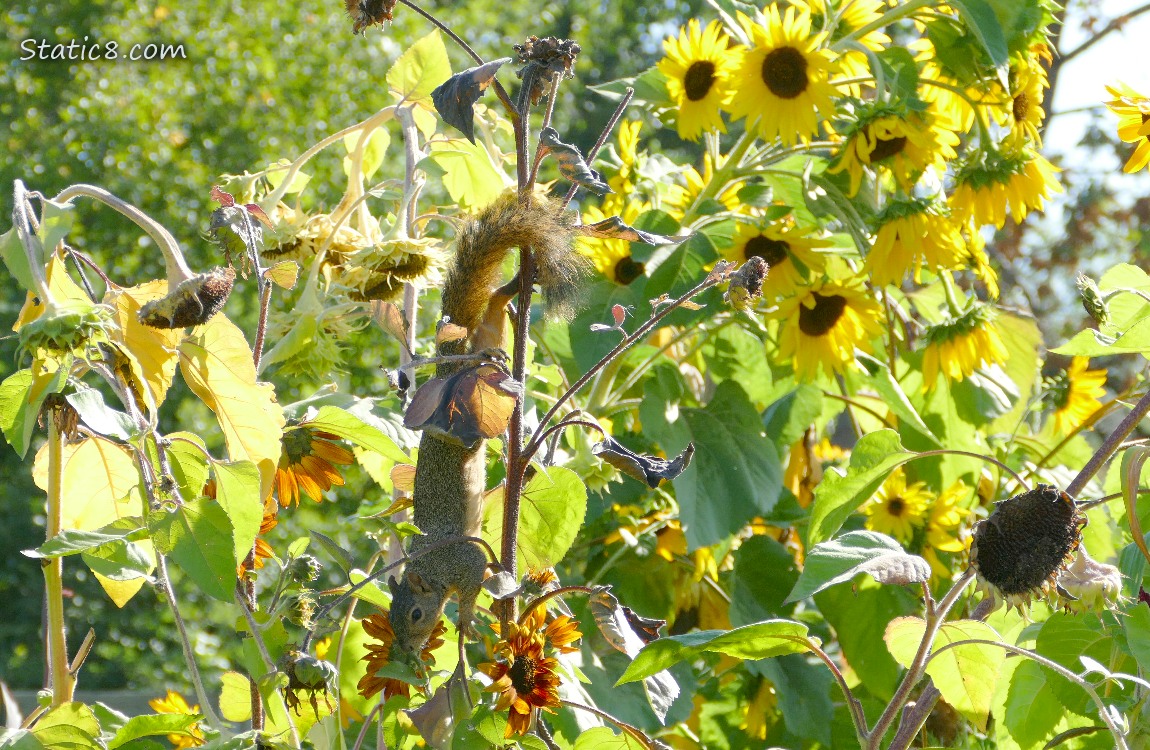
<box><xmin>479</xmin><ymin>607</ymin><xmax>582</xmax><ymax>736</ymax></box>
<box><xmin>276</xmin><ymin>424</ymin><xmax>355</xmax><ymax>507</ymax></box>
<box><xmin>357</xmin><ymin>609</ymin><xmax>446</xmax><ymax>700</ymax></box>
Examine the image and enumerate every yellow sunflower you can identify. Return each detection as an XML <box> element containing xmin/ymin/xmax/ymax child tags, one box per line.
<box><xmin>148</xmin><ymin>691</ymin><xmax>205</xmax><ymax>750</ymax></box>
<box><xmin>830</xmin><ymin>104</ymin><xmax>959</xmax><ymax>196</ymax></box>
<box><xmin>1105</xmin><ymin>83</ymin><xmax>1150</xmax><ymax>173</ymax></box>
<box><xmin>864</xmin><ymin>468</ymin><xmax>931</xmax><ymax>543</ymax></box>
<box><xmin>773</xmin><ymin>276</ymin><xmax>884</xmax><ymax>381</ymax></box>
<box><xmin>924</xmin><ymin>480</ymin><xmax>972</xmax><ymax>578</ymax></box>
<box><xmin>607</xmin><ymin>119</ymin><xmax>644</xmax><ymax>194</ymax></box>
<box><xmin>724</xmin><ymin>221</ymin><xmax>830</xmax><ymax>299</ymax></box>
<box><xmin>1046</xmin><ymin>357</ymin><xmax>1107</xmax><ymax>435</ymax></box>
<box><xmin>579</xmin><ymin>197</ymin><xmax>649</xmax><ymax>285</ymax></box>
<box><xmin>358</xmin><ymin>609</ymin><xmax>447</xmax><ymax>700</ymax></box>
<box><xmin>725</xmin><ymin>4</ymin><xmax>839</xmax><ymax>146</ymax></box>
<box><xmin>868</xmin><ymin>199</ymin><xmax>965</xmax><ymax>287</ymax></box>
<box><xmin>742</xmin><ymin>679</ymin><xmax>778</xmax><ymax>740</ymax></box>
<box><xmin>949</xmin><ymin>148</ymin><xmax>1062</xmax><ymax>228</ymax></box>
<box><xmin>959</xmin><ymin>224</ymin><xmax>1000</xmax><ymax>299</ymax></box>
<box><xmin>658</xmin><ymin>19</ymin><xmax>740</xmax><ymax>141</ymax></box>
<box><xmin>920</xmin><ymin>303</ymin><xmax>1009</xmax><ymax>388</ymax></box>
<box><xmin>1000</xmin><ymin>52</ymin><xmax>1048</xmax><ymax>147</ymax></box>
<box><xmin>275</xmin><ymin>424</ymin><xmax>355</xmax><ymax>507</ymax></box>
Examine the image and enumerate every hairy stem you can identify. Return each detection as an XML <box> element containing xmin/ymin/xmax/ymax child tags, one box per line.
<box><xmin>156</xmin><ymin>553</ymin><xmax>224</xmax><ymax>729</ymax></box>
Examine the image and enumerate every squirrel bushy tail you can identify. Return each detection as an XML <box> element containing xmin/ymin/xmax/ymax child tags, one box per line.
<box><xmin>443</xmin><ymin>191</ymin><xmax>587</xmax><ymax>336</ymax></box>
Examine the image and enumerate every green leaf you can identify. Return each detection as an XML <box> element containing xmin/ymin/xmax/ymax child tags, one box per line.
<box><xmin>1125</xmin><ymin>602</ymin><xmax>1150</xmax><ymax>675</ymax></box>
<box><xmin>213</xmin><ymin>460</ymin><xmax>263</xmax><ymax>567</ymax></box>
<box><xmin>752</xmin><ymin>654</ymin><xmax>833</xmax><ymax>745</ymax></box>
<box><xmin>30</xmin><ymin>702</ymin><xmax>101</xmax><ymax>750</ymax></box>
<box><xmin>616</xmin><ymin>620</ymin><xmax>812</xmax><ymax>685</ymax></box>
<box><xmin>0</xmin><ymin>730</ymin><xmax>44</xmax><ymax>750</ymax></box>
<box><xmin>1053</xmin><ymin>317</ymin><xmax>1150</xmax><ymax>358</ymax></box>
<box><xmin>426</xmin><ymin>139</ymin><xmax>509</xmax><ymax>210</ymax></box>
<box><xmin>1035</xmin><ymin>612</ymin><xmax>1136</xmax><ymax>717</ymax></box>
<box><xmin>306</xmin><ymin>405</ymin><xmax>409</xmax><ymax>463</ymax></box>
<box><xmin>108</xmin><ymin>714</ymin><xmax>200</xmax><ymax>749</ymax></box>
<box><xmin>387</xmin><ymin>30</ymin><xmax>452</xmax><ymax>104</ymax></box>
<box><xmin>730</xmin><ymin>535</ymin><xmax>800</xmax><ymax>625</ymax></box>
<box><xmin>149</xmin><ymin>498</ymin><xmax>238</xmax><ymax>601</ymax></box>
<box><xmin>28</xmin><ymin>525</ymin><xmax>143</xmax><ymax>559</ymax></box>
<box><xmin>0</xmin><ymin>365</ymin><xmax>68</xmax><ymax>458</ymax></box>
<box><xmin>483</xmin><ymin>466</ymin><xmax>587</xmax><ymax>569</ymax></box>
<box><xmin>166</xmin><ymin>433</ymin><xmax>210</xmax><ymax>500</ymax></box>
<box><xmin>950</xmin><ymin>0</ymin><xmax>1010</xmax><ymax>80</ymax></box>
<box><xmin>851</xmin><ymin>354</ymin><xmax>941</xmax><ymax>449</ymax></box>
<box><xmin>571</xmin><ymin>727</ymin><xmax>646</xmax><ymax>749</ymax></box>
<box><xmin>348</xmin><ymin>569</ymin><xmax>390</xmax><ymax>609</ymax></box>
<box><xmin>660</xmin><ymin>381</ymin><xmax>782</xmax><ymax>550</ymax></box>
<box><xmin>806</xmin><ymin>429</ymin><xmax>915</xmax><ymax>547</ymax></box>
<box><xmin>701</xmin><ymin>327</ymin><xmax>772</xmax><ymax>407</ymax></box>
<box><xmin>81</xmin><ymin>533</ymin><xmax>155</xmax><ymax>582</ymax></box>
<box><xmin>762</xmin><ymin>384</ymin><xmax>826</xmax><ymax>457</ymax></box>
<box><xmin>66</xmin><ymin>387</ymin><xmax>135</xmax><ymax>441</ymax></box>
<box><xmin>644</xmin><ymin>232</ymin><xmax>715</xmax><ymax>302</ymax></box>
<box><xmin>0</xmin><ymin>228</ymin><xmax>36</xmax><ymax>296</ymax></box>
<box><xmin>885</xmin><ymin>617</ymin><xmax>1003</xmax><ymax>729</ymax></box>
<box><xmin>816</xmin><ymin>578</ymin><xmax>915</xmax><ymax>699</ymax></box>
<box><xmin>1000</xmin><ymin>658</ymin><xmax>1065</xmax><ymax>747</ymax></box>
<box><xmin>311</xmin><ymin>531</ymin><xmax>354</xmax><ymax>578</ymax></box>
<box><xmin>787</xmin><ymin>531</ymin><xmax>930</xmax><ymax>602</ymax></box>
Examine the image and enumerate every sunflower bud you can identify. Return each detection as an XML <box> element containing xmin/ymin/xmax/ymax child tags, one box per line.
<box><xmin>1076</xmin><ymin>274</ymin><xmax>1110</xmax><ymax>327</ymax></box>
<box><xmin>279</xmin><ymin>651</ymin><xmax>336</xmax><ymax>716</ymax></box>
<box><xmin>288</xmin><ymin>554</ymin><xmax>322</xmax><ymax>584</ymax></box>
<box><xmin>284</xmin><ymin>592</ymin><xmax>317</xmax><ymax>629</ymax></box>
<box><xmin>1057</xmin><ymin>546</ymin><xmax>1123</xmax><ymax>613</ymax></box>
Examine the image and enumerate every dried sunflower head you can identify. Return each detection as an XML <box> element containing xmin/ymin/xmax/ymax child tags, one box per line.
<box><xmin>970</xmin><ymin>484</ymin><xmax>1085</xmax><ymax>608</ymax></box>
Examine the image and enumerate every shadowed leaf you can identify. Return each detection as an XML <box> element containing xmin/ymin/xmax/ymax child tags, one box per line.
<box><xmin>592</xmin><ymin>437</ymin><xmax>694</xmax><ymax>488</ymax></box>
<box><xmin>577</xmin><ymin>216</ymin><xmax>685</xmax><ymax>246</ymax></box>
<box><xmin>431</xmin><ymin>58</ymin><xmax>511</xmax><ymax>142</ymax></box>
<box><xmin>539</xmin><ymin>127</ymin><xmax>611</xmax><ymax>195</ymax></box>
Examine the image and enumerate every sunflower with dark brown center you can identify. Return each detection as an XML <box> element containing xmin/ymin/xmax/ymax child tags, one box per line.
<box><xmin>773</xmin><ymin>276</ymin><xmax>883</xmax><ymax>381</ymax></box>
<box><xmin>828</xmin><ymin>104</ymin><xmax>959</xmax><ymax>197</ymax></box>
<box><xmin>725</xmin><ymin>4</ymin><xmax>838</xmax><ymax>146</ymax></box>
<box><xmin>657</xmin><ymin>19</ymin><xmax>738</xmax><ymax>141</ymax></box>
<box><xmin>723</xmin><ymin>221</ymin><xmax>829</xmax><ymax>300</ymax></box>
<box><xmin>970</xmin><ymin>484</ymin><xmax>1085</xmax><ymax>608</ymax></box>
<box><xmin>479</xmin><ymin>607</ymin><xmax>582</xmax><ymax>736</ymax></box>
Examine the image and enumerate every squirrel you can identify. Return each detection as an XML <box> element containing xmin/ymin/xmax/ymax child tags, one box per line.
<box><xmin>387</xmin><ymin>191</ymin><xmax>583</xmax><ymax>659</ymax></box>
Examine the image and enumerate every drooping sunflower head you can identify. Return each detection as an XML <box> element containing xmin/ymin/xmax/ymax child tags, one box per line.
<box><xmin>358</xmin><ymin>609</ymin><xmax>446</xmax><ymax>700</ymax></box>
<box><xmin>864</xmin><ymin>468</ymin><xmax>932</xmax><ymax>543</ymax></box>
<box><xmin>725</xmin><ymin>4</ymin><xmax>839</xmax><ymax>146</ymax></box>
<box><xmin>1002</xmin><ymin>52</ymin><xmax>1048</xmax><ymax>147</ymax></box>
<box><xmin>920</xmin><ymin>303</ymin><xmax>1008</xmax><ymax>389</ymax></box>
<box><xmin>275</xmin><ymin>424</ymin><xmax>355</xmax><ymax>507</ymax></box>
<box><xmin>869</xmin><ymin>198</ymin><xmax>965</xmax><ymax>287</ymax></box>
<box><xmin>970</xmin><ymin>484</ymin><xmax>1085</xmax><ymax>609</ymax></box>
<box><xmin>1105</xmin><ymin>82</ymin><xmax>1150</xmax><ymax>173</ymax></box>
<box><xmin>772</xmin><ymin>275</ymin><xmax>884</xmax><ymax>381</ymax></box>
<box><xmin>1044</xmin><ymin>356</ymin><xmax>1107</xmax><ymax>435</ymax></box>
<box><xmin>830</xmin><ymin>102</ymin><xmax>959</xmax><ymax>196</ymax></box>
<box><xmin>658</xmin><ymin>19</ymin><xmax>740</xmax><ymax>141</ymax></box>
<box><xmin>949</xmin><ymin>148</ymin><xmax>1063</xmax><ymax>228</ymax></box>
<box><xmin>724</xmin><ymin>220</ymin><xmax>829</xmax><ymax>300</ymax></box>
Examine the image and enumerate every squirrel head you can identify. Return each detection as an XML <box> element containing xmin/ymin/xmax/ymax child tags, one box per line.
<box><xmin>387</xmin><ymin>570</ymin><xmax>449</xmax><ymax>655</ymax></box>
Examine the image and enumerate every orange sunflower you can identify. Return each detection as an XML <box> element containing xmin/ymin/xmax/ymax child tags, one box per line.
<box><xmin>276</xmin><ymin>424</ymin><xmax>355</xmax><ymax>507</ymax></box>
<box><xmin>358</xmin><ymin>609</ymin><xmax>447</xmax><ymax>700</ymax></box>
<box><xmin>242</xmin><ymin>494</ymin><xmax>279</xmax><ymax>574</ymax></box>
<box><xmin>479</xmin><ymin>607</ymin><xmax>582</xmax><ymax>736</ymax></box>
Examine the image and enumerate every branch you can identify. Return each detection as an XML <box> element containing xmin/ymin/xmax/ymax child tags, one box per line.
<box><xmin>1060</xmin><ymin>3</ymin><xmax>1150</xmax><ymax>65</ymax></box>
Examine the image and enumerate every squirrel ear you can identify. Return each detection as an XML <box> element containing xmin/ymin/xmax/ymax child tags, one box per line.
<box><xmin>405</xmin><ymin>570</ymin><xmax>434</xmax><ymax>594</ymax></box>
<box><xmin>387</xmin><ymin>575</ymin><xmax>400</xmax><ymax>596</ymax></box>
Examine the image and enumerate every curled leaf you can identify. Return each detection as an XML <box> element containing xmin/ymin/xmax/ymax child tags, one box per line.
<box><xmin>592</xmin><ymin>438</ymin><xmax>695</xmax><ymax>488</ymax></box>
<box><xmin>371</xmin><ymin>301</ymin><xmax>408</xmax><ymax>347</ymax></box>
<box><xmin>577</xmin><ymin>216</ymin><xmax>686</xmax><ymax>246</ymax></box>
<box><xmin>264</xmin><ymin>260</ymin><xmax>300</xmax><ymax>290</ymax></box>
<box><xmin>403</xmin><ymin>363</ymin><xmax>521</xmax><ymax>447</ymax></box>
<box><xmin>589</xmin><ymin>587</ymin><xmax>677</xmax><ymax>724</ymax></box>
<box><xmin>539</xmin><ymin>127</ymin><xmax>611</xmax><ymax>195</ymax></box>
<box><xmin>431</xmin><ymin>58</ymin><xmax>512</xmax><ymax>142</ymax></box>
<box><xmin>390</xmin><ymin>463</ymin><xmax>417</xmax><ymax>493</ymax></box>
<box><xmin>436</xmin><ymin>322</ymin><xmax>469</xmax><ymax>345</ymax></box>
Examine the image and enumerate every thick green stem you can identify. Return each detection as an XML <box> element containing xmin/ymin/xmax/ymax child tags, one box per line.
<box><xmin>43</xmin><ymin>414</ymin><xmax>73</xmax><ymax>706</ymax></box>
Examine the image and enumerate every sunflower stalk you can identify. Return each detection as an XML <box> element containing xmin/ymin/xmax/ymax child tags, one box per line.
<box><xmin>42</xmin><ymin>407</ymin><xmax>74</xmax><ymax>707</ymax></box>
<box><xmin>1066</xmin><ymin>386</ymin><xmax>1150</xmax><ymax>499</ymax></box>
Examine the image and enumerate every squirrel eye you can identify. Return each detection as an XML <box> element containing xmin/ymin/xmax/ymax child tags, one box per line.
<box><xmin>411</xmin><ymin>608</ymin><xmax>422</xmax><ymax>623</ymax></box>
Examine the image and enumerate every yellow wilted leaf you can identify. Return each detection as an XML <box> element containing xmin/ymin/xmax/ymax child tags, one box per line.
<box><xmin>219</xmin><ymin>671</ymin><xmax>253</xmax><ymax>722</ymax></box>
<box><xmin>33</xmin><ymin>436</ymin><xmax>154</xmax><ymax>607</ymax></box>
<box><xmin>177</xmin><ymin>315</ymin><xmax>284</xmax><ymax>498</ymax></box>
<box><xmin>107</xmin><ymin>281</ymin><xmax>185</xmax><ymax>412</ymax></box>
<box><xmin>13</xmin><ymin>253</ymin><xmax>91</xmax><ymax>331</ymax></box>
